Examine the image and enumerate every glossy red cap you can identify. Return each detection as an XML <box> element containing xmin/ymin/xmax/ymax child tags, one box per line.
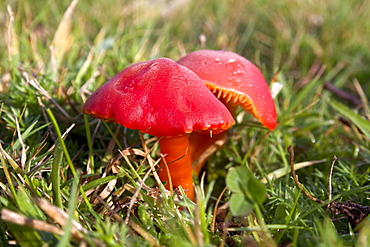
<box><xmin>83</xmin><ymin>58</ymin><xmax>235</xmax><ymax>137</ymax></box>
<box><xmin>178</xmin><ymin>50</ymin><xmax>277</xmax><ymax>130</ymax></box>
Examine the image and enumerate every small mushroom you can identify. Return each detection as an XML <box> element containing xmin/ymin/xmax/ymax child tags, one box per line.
<box><xmin>83</xmin><ymin>58</ymin><xmax>235</xmax><ymax>200</ymax></box>
<box><xmin>178</xmin><ymin>50</ymin><xmax>277</xmax><ymax>174</ymax></box>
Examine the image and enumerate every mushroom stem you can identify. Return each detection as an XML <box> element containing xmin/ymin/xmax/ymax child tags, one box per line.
<box><xmin>158</xmin><ymin>135</ymin><xmax>194</xmax><ymax>200</ymax></box>
<box><xmin>190</xmin><ymin>101</ymin><xmax>237</xmax><ymax>175</ymax></box>
<box><xmin>190</xmin><ymin>131</ymin><xmax>228</xmax><ymax>176</ymax></box>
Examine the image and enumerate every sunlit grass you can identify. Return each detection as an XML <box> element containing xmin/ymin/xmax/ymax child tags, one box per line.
<box><xmin>1</xmin><ymin>0</ymin><xmax>370</xmax><ymax>246</ymax></box>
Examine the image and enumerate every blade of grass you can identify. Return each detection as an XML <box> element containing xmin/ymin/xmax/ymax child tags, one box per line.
<box><xmin>353</xmin><ymin>78</ymin><xmax>369</xmax><ymax>118</ymax></box>
<box><xmin>1</xmin><ymin>208</ymin><xmax>64</xmax><ymax>236</ymax></box>
<box><xmin>274</xmin><ymin>188</ymin><xmax>302</xmax><ymax>244</ymax></box>
<box><xmin>51</xmin><ymin>139</ymin><xmax>63</xmax><ymax>208</ymax></box>
<box><xmin>51</xmin><ymin>0</ymin><xmax>78</xmax><ymax>71</ymax></box>
<box><xmin>56</xmin><ymin>170</ymin><xmax>80</xmax><ymax>247</ymax></box>
<box><xmin>101</xmin><ymin>121</ymin><xmax>124</xmax><ymax>150</ymax></box>
<box><xmin>327</xmin><ymin>97</ymin><xmax>370</xmax><ymax>139</ymax></box>
<box><xmin>81</xmin><ymin>174</ymin><xmax>122</xmax><ymax>192</ymax></box>
<box><xmin>46</xmin><ymin>108</ymin><xmax>78</xmax><ymax>179</ymax></box>
<box><xmin>281</xmin><ymin>74</ymin><xmax>324</xmax><ymax>121</ymax></box>
<box><xmin>6</xmin><ymin>5</ymin><xmax>19</xmax><ymax>63</ymax></box>
<box><xmin>261</xmin><ymin>159</ymin><xmax>327</xmax><ymax>183</ymax></box>
<box><xmin>226</xmin><ymin>224</ymin><xmax>311</xmax><ymax>231</ymax></box>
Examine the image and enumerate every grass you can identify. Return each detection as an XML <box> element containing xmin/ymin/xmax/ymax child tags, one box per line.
<box><xmin>1</xmin><ymin>0</ymin><xmax>370</xmax><ymax>246</ymax></box>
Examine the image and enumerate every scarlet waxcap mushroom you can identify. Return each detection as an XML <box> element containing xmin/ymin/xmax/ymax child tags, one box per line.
<box><xmin>178</xmin><ymin>50</ymin><xmax>277</xmax><ymax>175</ymax></box>
<box><xmin>83</xmin><ymin>58</ymin><xmax>235</xmax><ymax>200</ymax></box>
<box><xmin>177</xmin><ymin>49</ymin><xmax>277</xmax><ymax>130</ymax></box>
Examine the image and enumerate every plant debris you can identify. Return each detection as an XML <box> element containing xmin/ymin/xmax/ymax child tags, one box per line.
<box><xmin>288</xmin><ymin>145</ymin><xmax>370</xmax><ymax>230</ymax></box>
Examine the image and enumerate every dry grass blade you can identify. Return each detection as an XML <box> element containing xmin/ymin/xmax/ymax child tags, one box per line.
<box><xmin>181</xmin><ymin>219</ymin><xmax>198</xmax><ymax>246</ymax></box>
<box><xmin>1</xmin><ymin>208</ymin><xmax>64</xmax><ymax>235</ymax></box>
<box><xmin>328</xmin><ymin>156</ymin><xmax>337</xmax><ymax>201</ymax></box>
<box><xmin>31</xmin><ymin>197</ymin><xmax>108</xmax><ymax>246</ymax></box>
<box><xmin>353</xmin><ymin>78</ymin><xmax>369</xmax><ymax>119</ymax></box>
<box><xmin>120</xmin><ymin>148</ymin><xmax>147</xmax><ymax>157</ymax></box>
<box><xmin>6</xmin><ymin>5</ymin><xmax>19</xmax><ymax>61</ymax></box>
<box><xmin>1</xmin><ymin>205</ymin><xmax>104</xmax><ymax>246</ymax></box>
<box><xmin>92</xmin><ymin>160</ymin><xmax>120</xmax><ymax>202</ymax></box>
<box><xmin>120</xmin><ymin>134</ymin><xmax>161</xmax><ymax>187</ymax></box>
<box><xmin>128</xmin><ymin>220</ymin><xmax>160</xmax><ymax>246</ymax></box>
<box><xmin>34</xmin><ymin>197</ymin><xmax>87</xmax><ymax>235</ymax></box>
<box><xmin>261</xmin><ymin>158</ymin><xmax>327</xmax><ymax>184</ymax></box>
<box><xmin>14</xmin><ymin>116</ymin><xmax>28</xmax><ymax>170</ymax></box>
<box><xmin>51</xmin><ymin>0</ymin><xmax>79</xmax><ymax>69</ymax></box>
<box><xmin>139</xmin><ymin>132</ymin><xmax>162</xmax><ymax>184</ymax></box>
<box><xmin>120</xmin><ymin>149</ymin><xmax>163</xmax><ymax>225</ymax></box>
<box><xmin>34</xmin><ymin>197</ymin><xmax>105</xmax><ymax>245</ymax></box>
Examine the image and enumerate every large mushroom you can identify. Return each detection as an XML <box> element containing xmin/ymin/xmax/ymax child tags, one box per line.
<box><xmin>177</xmin><ymin>50</ymin><xmax>277</xmax><ymax>174</ymax></box>
<box><xmin>83</xmin><ymin>58</ymin><xmax>235</xmax><ymax>200</ymax></box>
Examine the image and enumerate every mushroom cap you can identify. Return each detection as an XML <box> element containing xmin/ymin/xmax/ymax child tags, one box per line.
<box><xmin>177</xmin><ymin>50</ymin><xmax>277</xmax><ymax>130</ymax></box>
<box><xmin>83</xmin><ymin>58</ymin><xmax>235</xmax><ymax>137</ymax></box>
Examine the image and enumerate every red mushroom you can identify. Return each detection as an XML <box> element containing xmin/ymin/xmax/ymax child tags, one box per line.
<box><xmin>177</xmin><ymin>50</ymin><xmax>277</xmax><ymax>174</ymax></box>
<box><xmin>83</xmin><ymin>58</ymin><xmax>235</xmax><ymax>200</ymax></box>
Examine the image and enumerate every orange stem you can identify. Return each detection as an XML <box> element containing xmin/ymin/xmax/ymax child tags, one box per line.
<box><xmin>158</xmin><ymin>135</ymin><xmax>194</xmax><ymax>200</ymax></box>
<box><xmin>190</xmin><ymin>100</ymin><xmax>236</xmax><ymax>175</ymax></box>
<box><xmin>190</xmin><ymin>131</ymin><xmax>228</xmax><ymax>176</ymax></box>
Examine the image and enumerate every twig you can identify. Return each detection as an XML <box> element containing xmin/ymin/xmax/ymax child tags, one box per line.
<box><xmin>324</xmin><ymin>81</ymin><xmax>362</xmax><ymax>106</ymax></box>
<box><xmin>328</xmin><ymin>156</ymin><xmax>337</xmax><ymax>201</ymax></box>
<box><xmin>288</xmin><ymin>146</ymin><xmax>324</xmax><ymax>203</ymax></box>
<box><xmin>211</xmin><ymin>186</ymin><xmax>228</xmax><ymax>233</ymax></box>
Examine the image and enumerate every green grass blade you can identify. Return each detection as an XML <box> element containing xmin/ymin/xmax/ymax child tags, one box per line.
<box><xmin>327</xmin><ymin>98</ymin><xmax>370</xmax><ymax>139</ymax></box>
<box><xmin>0</xmin><ymin>146</ymin><xmax>17</xmax><ymax>200</ymax></box>
<box><xmin>56</xmin><ymin>171</ymin><xmax>80</xmax><ymax>247</ymax></box>
<box><xmin>101</xmin><ymin>121</ymin><xmax>124</xmax><ymax>150</ymax></box>
<box><xmin>281</xmin><ymin>78</ymin><xmax>322</xmax><ymax>121</ymax></box>
<box><xmin>46</xmin><ymin>109</ymin><xmax>78</xmax><ymax>179</ymax></box>
<box><xmin>51</xmin><ymin>139</ymin><xmax>63</xmax><ymax>208</ymax></box>
<box><xmin>81</xmin><ymin>174</ymin><xmax>122</xmax><ymax>191</ymax></box>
